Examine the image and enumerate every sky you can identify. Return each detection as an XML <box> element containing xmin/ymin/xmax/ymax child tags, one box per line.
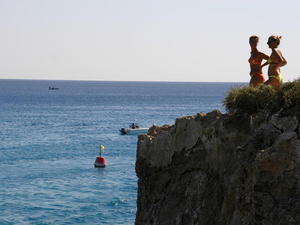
<box><xmin>0</xmin><ymin>0</ymin><xmax>299</xmax><ymax>82</ymax></box>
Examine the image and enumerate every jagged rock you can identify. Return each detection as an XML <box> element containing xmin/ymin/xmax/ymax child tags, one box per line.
<box><xmin>135</xmin><ymin>108</ymin><xmax>300</xmax><ymax>225</ymax></box>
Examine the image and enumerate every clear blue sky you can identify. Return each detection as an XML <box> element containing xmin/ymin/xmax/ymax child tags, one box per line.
<box><xmin>0</xmin><ymin>0</ymin><xmax>299</xmax><ymax>82</ymax></box>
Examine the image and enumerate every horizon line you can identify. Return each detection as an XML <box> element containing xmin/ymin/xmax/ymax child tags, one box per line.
<box><xmin>0</xmin><ymin>78</ymin><xmax>247</xmax><ymax>83</ymax></box>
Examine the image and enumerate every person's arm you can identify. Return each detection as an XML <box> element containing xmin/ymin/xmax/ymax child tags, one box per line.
<box><xmin>261</xmin><ymin>52</ymin><xmax>269</xmax><ymax>60</ymax></box>
<box><xmin>275</xmin><ymin>49</ymin><xmax>287</xmax><ymax>67</ymax></box>
<box><xmin>260</xmin><ymin>52</ymin><xmax>270</xmax><ymax>68</ymax></box>
<box><xmin>261</xmin><ymin>62</ymin><xmax>268</xmax><ymax>68</ymax></box>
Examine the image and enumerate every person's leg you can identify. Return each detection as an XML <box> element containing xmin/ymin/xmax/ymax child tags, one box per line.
<box><xmin>264</xmin><ymin>77</ymin><xmax>280</xmax><ymax>88</ymax></box>
<box><xmin>250</xmin><ymin>74</ymin><xmax>265</xmax><ymax>87</ymax></box>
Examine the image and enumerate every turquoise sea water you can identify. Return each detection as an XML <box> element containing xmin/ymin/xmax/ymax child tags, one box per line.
<box><xmin>0</xmin><ymin>80</ymin><xmax>243</xmax><ymax>224</ymax></box>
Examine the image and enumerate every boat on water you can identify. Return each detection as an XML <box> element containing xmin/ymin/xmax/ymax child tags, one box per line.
<box><xmin>120</xmin><ymin>123</ymin><xmax>149</xmax><ymax>135</ymax></box>
<box><xmin>49</xmin><ymin>86</ymin><xmax>59</xmax><ymax>90</ymax></box>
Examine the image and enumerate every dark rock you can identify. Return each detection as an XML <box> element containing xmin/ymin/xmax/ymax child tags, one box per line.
<box><xmin>135</xmin><ymin>108</ymin><xmax>300</xmax><ymax>225</ymax></box>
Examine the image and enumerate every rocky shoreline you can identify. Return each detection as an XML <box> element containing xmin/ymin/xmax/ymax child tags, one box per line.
<box><xmin>135</xmin><ymin>109</ymin><xmax>300</xmax><ymax>225</ymax></box>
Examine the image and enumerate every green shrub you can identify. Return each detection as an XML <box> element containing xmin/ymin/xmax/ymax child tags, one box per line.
<box><xmin>280</xmin><ymin>80</ymin><xmax>300</xmax><ymax>108</ymax></box>
<box><xmin>224</xmin><ymin>85</ymin><xmax>278</xmax><ymax>115</ymax></box>
<box><xmin>224</xmin><ymin>79</ymin><xmax>300</xmax><ymax>115</ymax></box>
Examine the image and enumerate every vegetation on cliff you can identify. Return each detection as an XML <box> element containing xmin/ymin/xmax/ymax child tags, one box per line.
<box><xmin>224</xmin><ymin>79</ymin><xmax>300</xmax><ymax>115</ymax></box>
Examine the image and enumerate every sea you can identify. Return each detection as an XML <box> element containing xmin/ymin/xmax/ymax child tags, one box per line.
<box><xmin>0</xmin><ymin>80</ymin><xmax>244</xmax><ymax>225</ymax></box>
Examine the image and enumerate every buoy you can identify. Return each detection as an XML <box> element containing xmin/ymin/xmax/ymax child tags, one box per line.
<box><xmin>94</xmin><ymin>144</ymin><xmax>107</xmax><ymax>168</ymax></box>
<box><xmin>94</xmin><ymin>156</ymin><xmax>106</xmax><ymax>168</ymax></box>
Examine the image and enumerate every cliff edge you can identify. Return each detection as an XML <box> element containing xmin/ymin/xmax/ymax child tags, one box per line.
<box><xmin>135</xmin><ymin>109</ymin><xmax>300</xmax><ymax>225</ymax></box>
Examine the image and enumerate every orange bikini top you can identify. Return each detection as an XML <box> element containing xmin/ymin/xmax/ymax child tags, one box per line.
<box><xmin>248</xmin><ymin>58</ymin><xmax>261</xmax><ymax>65</ymax></box>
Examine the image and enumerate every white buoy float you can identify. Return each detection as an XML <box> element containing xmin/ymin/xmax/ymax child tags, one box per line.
<box><xmin>94</xmin><ymin>144</ymin><xmax>107</xmax><ymax>168</ymax></box>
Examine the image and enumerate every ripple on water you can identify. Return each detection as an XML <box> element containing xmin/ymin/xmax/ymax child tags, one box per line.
<box><xmin>1</xmin><ymin>80</ymin><xmax>235</xmax><ymax>224</ymax></box>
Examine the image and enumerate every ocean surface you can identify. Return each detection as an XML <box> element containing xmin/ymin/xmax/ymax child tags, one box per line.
<box><xmin>0</xmin><ymin>80</ymin><xmax>244</xmax><ymax>225</ymax></box>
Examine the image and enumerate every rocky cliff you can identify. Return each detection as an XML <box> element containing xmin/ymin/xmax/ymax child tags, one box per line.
<box><xmin>135</xmin><ymin>109</ymin><xmax>300</xmax><ymax>225</ymax></box>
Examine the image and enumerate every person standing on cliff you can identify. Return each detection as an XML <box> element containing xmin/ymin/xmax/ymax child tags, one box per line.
<box><xmin>248</xmin><ymin>35</ymin><xmax>269</xmax><ymax>87</ymax></box>
<box><xmin>262</xmin><ymin>35</ymin><xmax>287</xmax><ymax>88</ymax></box>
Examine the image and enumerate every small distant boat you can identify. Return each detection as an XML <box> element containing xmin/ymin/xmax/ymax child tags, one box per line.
<box><xmin>120</xmin><ymin>123</ymin><xmax>149</xmax><ymax>135</ymax></box>
<box><xmin>49</xmin><ymin>86</ymin><xmax>59</xmax><ymax>90</ymax></box>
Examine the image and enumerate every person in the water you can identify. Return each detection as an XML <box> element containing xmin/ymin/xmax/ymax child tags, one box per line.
<box><xmin>262</xmin><ymin>35</ymin><xmax>287</xmax><ymax>88</ymax></box>
<box><xmin>248</xmin><ymin>35</ymin><xmax>269</xmax><ymax>87</ymax></box>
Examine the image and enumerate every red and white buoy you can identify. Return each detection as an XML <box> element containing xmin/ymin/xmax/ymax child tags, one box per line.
<box><xmin>94</xmin><ymin>156</ymin><xmax>107</xmax><ymax>168</ymax></box>
<box><xmin>94</xmin><ymin>144</ymin><xmax>107</xmax><ymax>168</ymax></box>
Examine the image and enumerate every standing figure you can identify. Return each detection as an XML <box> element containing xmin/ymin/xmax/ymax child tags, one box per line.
<box><xmin>248</xmin><ymin>36</ymin><xmax>269</xmax><ymax>87</ymax></box>
<box><xmin>263</xmin><ymin>35</ymin><xmax>287</xmax><ymax>88</ymax></box>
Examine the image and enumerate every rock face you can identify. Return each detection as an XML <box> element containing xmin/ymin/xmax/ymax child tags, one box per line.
<box><xmin>135</xmin><ymin>110</ymin><xmax>300</xmax><ymax>225</ymax></box>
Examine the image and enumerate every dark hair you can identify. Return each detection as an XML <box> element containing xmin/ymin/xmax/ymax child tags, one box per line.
<box><xmin>268</xmin><ymin>35</ymin><xmax>282</xmax><ymax>45</ymax></box>
<box><xmin>249</xmin><ymin>35</ymin><xmax>259</xmax><ymax>43</ymax></box>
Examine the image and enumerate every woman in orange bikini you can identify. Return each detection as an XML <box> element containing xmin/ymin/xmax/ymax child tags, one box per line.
<box><xmin>248</xmin><ymin>35</ymin><xmax>269</xmax><ymax>87</ymax></box>
<box><xmin>262</xmin><ymin>35</ymin><xmax>287</xmax><ymax>88</ymax></box>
